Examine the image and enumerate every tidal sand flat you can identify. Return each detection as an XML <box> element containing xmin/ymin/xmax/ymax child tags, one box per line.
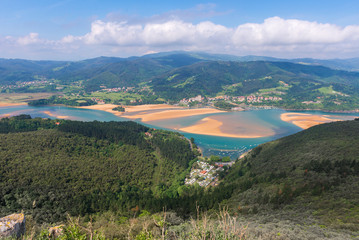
<box><xmin>124</xmin><ymin>104</ymin><xmax>181</xmax><ymax>113</ymax></box>
<box><xmin>42</xmin><ymin>111</ymin><xmax>69</xmax><ymax>119</ymax></box>
<box><xmin>80</xmin><ymin>104</ymin><xmax>281</xmax><ymax>138</ymax></box>
<box><xmin>78</xmin><ymin>104</ymin><xmax>123</xmax><ymax>117</ymax></box>
<box><xmin>0</xmin><ymin>102</ymin><xmax>27</xmax><ymax>107</ymax></box>
<box><xmin>78</xmin><ymin>104</ymin><xmax>181</xmax><ymax>118</ymax></box>
<box><xmin>122</xmin><ymin>107</ymin><xmax>224</xmax><ymax>122</ymax></box>
<box><xmin>281</xmin><ymin>112</ymin><xmax>341</xmax><ymax>129</ymax></box>
<box><xmin>179</xmin><ymin>114</ymin><xmax>276</xmax><ymax>138</ymax></box>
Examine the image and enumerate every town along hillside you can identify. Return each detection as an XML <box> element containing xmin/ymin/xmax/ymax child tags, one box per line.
<box><xmin>150</xmin><ymin>61</ymin><xmax>359</xmax><ymax>111</ymax></box>
<box><xmin>0</xmin><ymin>116</ymin><xmax>200</xmax><ymax>223</ymax></box>
<box><xmin>222</xmin><ymin>119</ymin><xmax>359</xmax><ymax>232</ymax></box>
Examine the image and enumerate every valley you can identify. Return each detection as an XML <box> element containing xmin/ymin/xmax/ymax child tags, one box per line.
<box><xmin>1</xmin><ymin>52</ymin><xmax>359</xmax><ymax>239</ymax></box>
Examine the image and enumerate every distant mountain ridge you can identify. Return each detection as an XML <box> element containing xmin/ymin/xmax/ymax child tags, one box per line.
<box><xmin>1</xmin><ymin>51</ymin><xmax>359</xmax><ymax>110</ymax></box>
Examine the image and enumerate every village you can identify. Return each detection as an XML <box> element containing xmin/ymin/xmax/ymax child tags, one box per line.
<box><xmin>185</xmin><ymin>149</ymin><xmax>251</xmax><ymax>187</ymax></box>
<box><xmin>0</xmin><ymin>79</ymin><xmax>52</xmax><ymax>91</ymax></box>
<box><xmin>185</xmin><ymin>157</ymin><xmax>235</xmax><ymax>187</ymax></box>
<box><xmin>179</xmin><ymin>94</ymin><xmax>283</xmax><ymax>108</ymax></box>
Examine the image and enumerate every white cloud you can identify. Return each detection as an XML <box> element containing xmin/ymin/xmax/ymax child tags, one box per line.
<box><xmin>17</xmin><ymin>33</ymin><xmax>42</xmax><ymax>45</ymax></box>
<box><xmin>2</xmin><ymin>16</ymin><xmax>359</xmax><ymax>60</ymax></box>
<box><xmin>232</xmin><ymin>17</ymin><xmax>353</xmax><ymax>46</ymax></box>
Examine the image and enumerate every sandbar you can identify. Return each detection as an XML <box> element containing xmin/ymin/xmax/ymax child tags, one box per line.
<box><xmin>79</xmin><ymin>104</ymin><xmax>223</xmax><ymax>122</ymax></box>
<box><xmin>281</xmin><ymin>113</ymin><xmax>337</xmax><ymax>129</ymax></box>
<box><xmin>78</xmin><ymin>104</ymin><xmax>275</xmax><ymax>138</ymax></box>
<box><xmin>124</xmin><ymin>104</ymin><xmax>181</xmax><ymax>113</ymax></box>
<box><xmin>42</xmin><ymin>111</ymin><xmax>69</xmax><ymax>119</ymax></box>
<box><xmin>0</xmin><ymin>102</ymin><xmax>27</xmax><ymax>107</ymax></box>
<box><xmin>77</xmin><ymin>103</ymin><xmax>123</xmax><ymax>115</ymax></box>
<box><xmin>125</xmin><ymin>108</ymin><xmax>224</xmax><ymax>122</ymax></box>
<box><xmin>179</xmin><ymin>117</ymin><xmax>270</xmax><ymax>138</ymax></box>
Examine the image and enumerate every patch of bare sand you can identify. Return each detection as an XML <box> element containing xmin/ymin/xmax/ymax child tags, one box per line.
<box><xmin>124</xmin><ymin>104</ymin><xmax>181</xmax><ymax>113</ymax></box>
<box><xmin>77</xmin><ymin>104</ymin><xmax>125</xmax><ymax>117</ymax></box>
<box><xmin>42</xmin><ymin>111</ymin><xmax>69</xmax><ymax>119</ymax></box>
<box><xmin>0</xmin><ymin>113</ymin><xmax>11</xmax><ymax>119</ymax></box>
<box><xmin>281</xmin><ymin>113</ymin><xmax>338</xmax><ymax>129</ymax></box>
<box><xmin>179</xmin><ymin>117</ymin><xmax>270</xmax><ymax>138</ymax></box>
<box><xmin>0</xmin><ymin>102</ymin><xmax>27</xmax><ymax>107</ymax></box>
<box><xmin>78</xmin><ymin>104</ymin><xmax>182</xmax><ymax>118</ymax></box>
<box><xmin>124</xmin><ymin>108</ymin><xmax>224</xmax><ymax>122</ymax></box>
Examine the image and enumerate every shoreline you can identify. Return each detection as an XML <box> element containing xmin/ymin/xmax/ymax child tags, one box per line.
<box><xmin>178</xmin><ymin>117</ymin><xmax>271</xmax><ymax>138</ymax></box>
<box><xmin>42</xmin><ymin>111</ymin><xmax>69</xmax><ymax>119</ymax></box>
<box><xmin>2</xmin><ymin>102</ymin><xmax>358</xmax><ymax>138</ymax></box>
<box><xmin>0</xmin><ymin>102</ymin><xmax>27</xmax><ymax>107</ymax></box>
<box><xmin>78</xmin><ymin>104</ymin><xmax>224</xmax><ymax>121</ymax></box>
<box><xmin>283</xmin><ymin>108</ymin><xmax>359</xmax><ymax>114</ymax></box>
<box><xmin>280</xmin><ymin>112</ymin><xmax>346</xmax><ymax>129</ymax></box>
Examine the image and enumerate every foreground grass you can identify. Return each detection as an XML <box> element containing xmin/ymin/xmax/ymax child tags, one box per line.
<box><xmin>10</xmin><ymin>207</ymin><xmax>356</xmax><ymax>240</ymax></box>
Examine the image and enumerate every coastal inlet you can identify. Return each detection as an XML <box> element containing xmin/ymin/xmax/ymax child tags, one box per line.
<box><xmin>1</xmin><ymin>104</ymin><xmax>358</xmax><ymax>159</ymax></box>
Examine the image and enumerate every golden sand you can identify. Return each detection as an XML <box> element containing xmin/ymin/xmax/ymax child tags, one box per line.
<box><xmin>125</xmin><ymin>108</ymin><xmax>224</xmax><ymax>122</ymax></box>
<box><xmin>79</xmin><ymin>104</ymin><xmax>223</xmax><ymax>121</ymax></box>
<box><xmin>78</xmin><ymin>104</ymin><xmax>274</xmax><ymax>138</ymax></box>
<box><xmin>0</xmin><ymin>113</ymin><xmax>11</xmax><ymax>119</ymax></box>
<box><xmin>179</xmin><ymin>117</ymin><xmax>270</xmax><ymax>138</ymax></box>
<box><xmin>42</xmin><ymin>111</ymin><xmax>69</xmax><ymax>119</ymax></box>
<box><xmin>281</xmin><ymin>113</ymin><xmax>337</xmax><ymax>129</ymax></box>
<box><xmin>124</xmin><ymin>104</ymin><xmax>181</xmax><ymax>113</ymax></box>
<box><xmin>0</xmin><ymin>102</ymin><xmax>27</xmax><ymax>107</ymax></box>
<box><xmin>77</xmin><ymin>104</ymin><xmax>125</xmax><ymax>117</ymax></box>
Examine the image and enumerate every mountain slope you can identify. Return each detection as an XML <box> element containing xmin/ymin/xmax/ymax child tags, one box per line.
<box><xmin>224</xmin><ymin>119</ymin><xmax>359</xmax><ymax>231</ymax></box>
<box><xmin>0</xmin><ymin>116</ymin><xmax>197</xmax><ymax>223</ymax></box>
<box><xmin>150</xmin><ymin>60</ymin><xmax>359</xmax><ymax>102</ymax></box>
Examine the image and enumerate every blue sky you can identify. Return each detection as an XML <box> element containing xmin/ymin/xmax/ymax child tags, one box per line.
<box><xmin>1</xmin><ymin>0</ymin><xmax>359</xmax><ymax>60</ymax></box>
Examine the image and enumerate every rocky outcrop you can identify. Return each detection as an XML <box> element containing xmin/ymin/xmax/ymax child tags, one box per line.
<box><xmin>0</xmin><ymin>213</ymin><xmax>26</xmax><ymax>238</ymax></box>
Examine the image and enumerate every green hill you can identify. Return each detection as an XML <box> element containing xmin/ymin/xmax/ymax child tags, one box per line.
<box><xmin>0</xmin><ymin>116</ymin><xmax>198</xmax><ymax>223</ymax></box>
<box><xmin>150</xmin><ymin>60</ymin><xmax>359</xmax><ymax>110</ymax></box>
<box><xmin>223</xmin><ymin>119</ymin><xmax>359</xmax><ymax>232</ymax></box>
<box><xmin>2</xmin><ymin>53</ymin><xmax>359</xmax><ymax>110</ymax></box>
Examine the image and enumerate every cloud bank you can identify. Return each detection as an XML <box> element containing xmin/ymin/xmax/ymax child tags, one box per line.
<box><xmin>2</xmin><ymin>16</ymin><xmax>359</xmax><ymax>60</ymax></box>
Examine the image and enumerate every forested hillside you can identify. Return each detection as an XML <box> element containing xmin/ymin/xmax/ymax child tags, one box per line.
<box><xmin>223</xmin><ymin>119</ymin><xmax>359</xmax><ymax>232</ymax></box>
<box><xmin>2</xmin><ymin>53</ymin><xmax>359</xmax><ymax>111</ymax></box>
<box><xmin>0</xmin><ymin>116</ymin><xmax>203</xmax><ymax>223</ymax></box>
<box><xmin>150</xmin><ymin>60</ymin><xmax>359</xmax><ymax>107</ymax></box>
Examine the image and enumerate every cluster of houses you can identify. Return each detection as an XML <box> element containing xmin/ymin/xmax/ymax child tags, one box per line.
<box><xmin>178</xmin><ymin>94</ymin><xmax>283</xmax><ymax>106</ymax></box>
<box><xmin>90</xmin><ymin>97</ymin><xmax>105</xmax><ymax>104</ymax></box>
<box><xmin>243</xmin><ymin>95</ymin><xmax>282</xmax><ymax>103</ymax></box>
<box><xmin>185</xmin><ymin>160</ymin><xmax>228</xmax><ymax>187</ymax></box>
<box><xmin>98</xmin><ymin>86</ymin><xmax>135</xmax><ymax>93</ymax></box>
<box><xmin>179</xmin><ymin>95</ymin><xmax>205</xmax><ymax>105</ymax></box>
<box><xmin>0</xmin><ymin>80</ymin><xmax>50</xmax><ymax>90</ymax></box>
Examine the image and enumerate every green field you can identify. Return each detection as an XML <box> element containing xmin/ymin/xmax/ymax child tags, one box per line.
<box><xmin>318</xmin><ymin>85</ymin><xmax>335</xmax><ymax>94</ymax></box>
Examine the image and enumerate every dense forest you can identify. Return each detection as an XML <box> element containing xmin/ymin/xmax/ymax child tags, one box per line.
<box><xmin>222</xmin><ymin>119</ymin><xmax>359</xmax><ymax>232</ymax></box>
<box><xmin>0</xmin><ymin>116</ymin><xmax>233</xmax><ymax>225</ymax></box>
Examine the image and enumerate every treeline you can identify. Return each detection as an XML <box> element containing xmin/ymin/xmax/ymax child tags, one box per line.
<box><xmin>150</xmin><ymin>131</ymin><xmax>195</xmax><ymax>169</ymax></box>
<box><xmin>0</xmin><ymin>114</ymin><xmax>56</xmax><ymax>133</ymax></box>
<box><xmin>28</xmin><ymin>96</ymin><xmax>97</xmax><ymax>106</ymax></box>
<box><xmin>112</xmin><ymin>105</ymin><xmax>125</xmax><ymax>112</ymax></box>
<box><xmin>58</xmin><ymin>120</ymin><xmax>149</xmax><ymax>149</ymax></box>
<box><xmin>214</xmin><ymin>100</ymin><xmax>237</xmax><ymax>110</ymax></box>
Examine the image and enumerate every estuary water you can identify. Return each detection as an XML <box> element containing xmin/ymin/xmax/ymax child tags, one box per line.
<box><xmin>0</xmin><ymin>105</ymin><xmax>357</xmax><ymax>159</ymax></box>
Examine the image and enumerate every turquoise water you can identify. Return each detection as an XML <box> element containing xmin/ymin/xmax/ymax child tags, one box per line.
<box><xmin>1</xmin><ymin>105</ymin><xmax>358</xmax><ymax>159</ymax></box>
